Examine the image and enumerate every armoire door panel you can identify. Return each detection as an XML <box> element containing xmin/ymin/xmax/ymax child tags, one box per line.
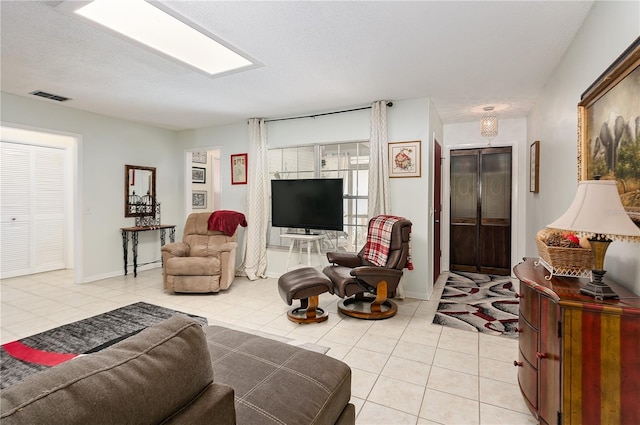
<box><xmin>539</xmin><ymin>295</ymin><xmax>561</xmax><ymax>425</ymax></box>
<box><xmin>450</xmin><ymin>223</ymin><xmax>477</xmax><ymax>268</ymax></box>
<box><xmin>479</xmin><ymin>224</ymin><xmax>511</xmax><ymax>272</ymax></box>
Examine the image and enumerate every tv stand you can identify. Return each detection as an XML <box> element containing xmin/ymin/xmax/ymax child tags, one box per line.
<box><xmin>284</xmin><ymin>230</ymin><xmax>319</xmax><ymax>236</ymax></box>
<box><xmin>280</xmin><ymin>233</ymin><xmax>324</xmax><ymax>271</ymax></box>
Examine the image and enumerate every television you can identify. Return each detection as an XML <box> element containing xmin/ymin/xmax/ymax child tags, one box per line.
<box><xmin>271</xmin><ymin>178</ymin><xmax>343</xmax><ymax>234</ymax></box>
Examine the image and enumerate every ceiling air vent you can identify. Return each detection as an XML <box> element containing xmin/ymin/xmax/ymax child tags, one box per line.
<box><xmin>30</xmin><ymin>90</ymin><xmax>71</xmax><ymax>102</ymax></box>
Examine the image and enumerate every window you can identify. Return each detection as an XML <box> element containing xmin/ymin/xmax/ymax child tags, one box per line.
<box><xmin>268</xmin><ymin>141</ymin><xmax>370</xmax><ymax>252</ymax></box>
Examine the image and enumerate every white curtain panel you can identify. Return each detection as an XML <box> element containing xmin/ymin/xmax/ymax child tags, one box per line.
<box><xmin>238</xmin><ymin>118</ymin><xmax>268</xmax><ymax>280</ymax></box>
<box><xmin>368</xmin><ymin>100</ymin><xmax>391</xmax><ymax>217</ymax></box>
<box><xmin>368</xmin><ymin>101</ymin><xmax>406</xmax><ymax>298</ymax></box>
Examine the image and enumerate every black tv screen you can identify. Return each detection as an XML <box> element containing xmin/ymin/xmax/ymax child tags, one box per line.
<box><xmin>271</xmin><ymin>178</ymin><xmax>343</xmax><ymax>233</ymax></box>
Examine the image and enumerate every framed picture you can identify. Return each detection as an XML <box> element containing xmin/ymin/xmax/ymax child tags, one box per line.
<box><xmin>192</xmin><ymin>151</ymin><xmax>207</xmax><ymax>164</ymax></box>
<box><xmin>389</xmin><ymin>140</ymin><xmax>421</xmax><ymax>178</ymax></box>
<box><xmin>578</xmin><ymin>37</ymin><xmax>640</xmax><ymax>226</ymax></box>
<box><xmin>530</xmin><ymin>141</ymin><xmax>540</xmax><ymax>193</ymax></box>
<box><xmin>231</xmin><ymin>153</ymin><xmax>248</xmax><ymax>185</ymax></box>
<box><xmin>192</xmin><ymin>191</ymin><xmax>207</xmax><ymax>209</ymax></box>
<box><xmin>192</xmin><ymin>167</ymin><xmax>206</xmax><ymax>184</ymax></box>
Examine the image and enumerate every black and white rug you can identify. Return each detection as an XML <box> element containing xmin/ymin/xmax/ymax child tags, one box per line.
<box><xmin>0</xmin><ymin>302</ymin><xmax>207</xmax><ymax>389</ymax></box>
<box><xmin>432</xmin><ymin>272</ymin><xmax>519</xmax><ymax>338</ymax></box>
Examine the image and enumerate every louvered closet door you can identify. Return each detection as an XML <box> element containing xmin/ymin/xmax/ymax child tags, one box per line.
<box><xmin>1</xmin><ymin>142</ymin><xmax>66</xmax><ymax>278</ymax></box>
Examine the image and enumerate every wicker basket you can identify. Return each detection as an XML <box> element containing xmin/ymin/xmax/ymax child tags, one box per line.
<box><xmin>535</xmin><ymin>230</ymin><xmax>593</xmax><ymax>279</ymax></box>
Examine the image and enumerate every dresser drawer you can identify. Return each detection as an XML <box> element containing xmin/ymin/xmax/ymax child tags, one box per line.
<box><xmin>516</xmin><ymin>350</ymin><xmax>538</xmax><ymax>412</ymax></box>
<box><xmin>518</xmin><ymin>316</ymin><xmax>538</xmax><ymax>366</ymax></box>
<box><xmin>519</xmin><ymin>281</ymin><xmax>539</xmax><ymax>328</ymax></box>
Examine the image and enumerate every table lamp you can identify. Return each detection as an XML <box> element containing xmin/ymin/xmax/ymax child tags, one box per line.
<box><xmin>547</xmin><ymin>180</ymin><xmax>640</xmax><ymax>299</ymax></box>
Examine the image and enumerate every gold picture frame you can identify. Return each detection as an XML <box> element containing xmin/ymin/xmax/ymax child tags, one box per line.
<box><xmin>578</xmin><ymin>36</ymin><xmax>640</xmax><ymax>226</ymax></box>
<box><xmin>389</xmin><ymin>140</ymin><xmax>421</xmax><ymax>178</ymax></box>
<box><xmin>530</xmin><ymin>141</ymin><xmax>540</xmax><ymax>193</ymax></box>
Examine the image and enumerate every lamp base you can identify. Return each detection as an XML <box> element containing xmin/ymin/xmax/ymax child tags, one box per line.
<box><xmin>580</xmin><ymin>269</ymin><xmax>618</xmax><ymax>299</ymax></box>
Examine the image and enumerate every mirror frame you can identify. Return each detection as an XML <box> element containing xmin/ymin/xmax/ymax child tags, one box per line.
<box><xmin>124</xmin><ymin>164</ymin><xmax>156</xmax><ymax>218</ymax></box>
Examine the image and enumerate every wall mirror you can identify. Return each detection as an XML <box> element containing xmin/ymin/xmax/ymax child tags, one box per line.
<box><xmin>125</xmin><ymin>164</ymin><xmax>156</xmax><ymax>217</ymax></box>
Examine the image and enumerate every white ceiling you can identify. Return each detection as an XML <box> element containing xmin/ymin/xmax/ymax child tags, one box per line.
<box><xmin>1</xmin><ymin>1</ymin><xmax>594</xmax><ymax>131</ymax></box>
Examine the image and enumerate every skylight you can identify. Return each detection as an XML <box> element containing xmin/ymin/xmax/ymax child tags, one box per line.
<box><xmin>58</xmin><ymin>0</ymin><xmax>255</xmax><ymax>77</ymax></box>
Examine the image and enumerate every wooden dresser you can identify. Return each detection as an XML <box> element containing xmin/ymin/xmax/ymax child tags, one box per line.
<box><xmin>513</xmin><ymin>258</ymin><xmax>640</xmax><ymax>425</ymax></box>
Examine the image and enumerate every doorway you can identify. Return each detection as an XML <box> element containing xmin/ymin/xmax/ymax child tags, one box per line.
<box><xmin>185</xmin><ymin>148</ymin><xmax>221</xmax><ymax>214</ymax></box>
<box><xmin>0</xmin><ymin>126</ymin><xmax>78</xmax><ymax>281</ymax></box>
<box><xmin>449</xmin><ymin>146</ymin><xmax>512</xmax><ymax>275</ymax></box>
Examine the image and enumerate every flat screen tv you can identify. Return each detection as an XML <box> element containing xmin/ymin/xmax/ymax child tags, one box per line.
<box><xmin>271</xmin><ymin>178</ymin><xmax>343</xmax><ymax>234</ymax></box>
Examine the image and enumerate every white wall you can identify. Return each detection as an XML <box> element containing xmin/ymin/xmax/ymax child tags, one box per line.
<box><xmin>527</xmin><ymin>1</ymin><xmax>640</xmax><ymax>293</ymax></box>
<box><xmin>1</xmin><ymin>92</ymin><xmax>183</xmax><ymax>283</ymax></box>
<box><xmin>443</xmin><ymin>118</ymin><xmax>529</xmax><ymax>275</ymax></box>
<box><xmin>179</xmin><ymin>98</ymin><xmax>439</xmax><ymax>299</ymax></box>
<box><xmin>387</xmin><ymin>98</ymin><xmax>438</xmax><ymax>299</ymax></box>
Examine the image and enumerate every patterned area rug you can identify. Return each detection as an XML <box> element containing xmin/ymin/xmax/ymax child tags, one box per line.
<box><xmin>0</xmin><ymin>302</ymin><xmax>207</xmax><ymax>389</ymax></box>
<box><xmin>432</xmin><ymin>272</ymin><xmax>519</xmax><ymax>338</ymax></box>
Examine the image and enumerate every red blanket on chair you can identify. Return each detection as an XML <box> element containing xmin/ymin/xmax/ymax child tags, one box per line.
<box><xmin>362</xmin><ymin>215</ymin><xmax>413</xmax><ymax>269</ymax></box>
<box><xmin>208</xmin><ymin>210</ymin><xmax>247</xmax><ymax>236</ymax></box>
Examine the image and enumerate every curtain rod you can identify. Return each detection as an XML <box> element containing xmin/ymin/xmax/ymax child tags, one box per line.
<box><xmin>263</xmin><ymin>101</ymin><xmax>393</xmax><ymax>123</ymax></box>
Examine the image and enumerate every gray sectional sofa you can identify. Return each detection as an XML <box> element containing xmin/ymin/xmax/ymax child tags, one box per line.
<box><xmin>0</xmin><ymin>315</ymin><xmax>354</xmax><ymax>425</ymax></box>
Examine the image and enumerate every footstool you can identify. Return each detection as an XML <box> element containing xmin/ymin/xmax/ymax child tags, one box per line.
<box><xmin>278</xmin><ymin>267</ymin><xmax>334</xmax><ymax>324</ymax></box>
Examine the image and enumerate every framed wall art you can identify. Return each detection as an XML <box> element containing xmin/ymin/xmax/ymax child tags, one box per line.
<box><xmin>578</xmin><ymin>37</ymin><xmax>640</xmax><ymax>226</ymax></box>
<box><xmin>530</xmin><ymin>140</ymin><xmax>540</xmax><ymax>193</ymax></box>
<box><xmin>389</xmin><ymin>140</ymin><xmax>421</xmax><ymax>178</ymax></box>
<box><xmin>192</xmin><ymin>191</ymin><xmax>207</xmax><ymax>209</ymax></box>
<box><xmin>192</xmin><ymin>167</ymin><xmax>206</xmax><ymax>184</ymax></box>
<box><xmin>192</xmin><ymin>151</ymin><xmax>207</xmax><ymax>164</ymax></box>
<box><xmin>231</xmin><ymin>153</ymin><xmax>248</xmax><ymax>185</ymax></box>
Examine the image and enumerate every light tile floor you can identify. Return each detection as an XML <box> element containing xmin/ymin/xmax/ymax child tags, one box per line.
<box><xmin>1</xmin><ymin>268</ymin><xmax>536</xmax><ymax>425</ymax></box>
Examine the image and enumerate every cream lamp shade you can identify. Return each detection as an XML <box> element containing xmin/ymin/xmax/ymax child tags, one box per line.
<box><xmin>547</xmin><ymin>180</ymin><xmax>640</xmax><ymax>240</ymax></box>
<box><xmin>547</xmin><ymin>180</ymin><xmax>640</xmax><ymax>299</ymax></box>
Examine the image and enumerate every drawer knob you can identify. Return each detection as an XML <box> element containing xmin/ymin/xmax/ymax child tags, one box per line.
<box><xmin>515</xmin><ymin>327</ymin><xmax>523</xmax><ymax>333</ymax></box>
<box><xmin>536</xmin><ymin>352</ymin><xmax>547</xmax><ymax>359</ymax></box>
<box><xmin>515</xmin><ymin>293</ymin><xmax>522</xmax><ymax>299</ymax></box>
<box><xmin>513</xmin><ymin>361</ymin><xmax>523</xmax><ymax>367</ymax></box>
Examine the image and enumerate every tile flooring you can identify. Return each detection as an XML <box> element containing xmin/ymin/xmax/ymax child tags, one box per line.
<box><xmin>1</xmin><ymin>268</ymin><xmax>537</xmax><ymax>425</ymax></box>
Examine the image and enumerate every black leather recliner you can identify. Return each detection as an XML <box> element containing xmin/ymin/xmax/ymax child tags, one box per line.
<box><xmin>322</xmin><ymin>216</ymin><xmax>412</xmax><ymax>319</ymax></box>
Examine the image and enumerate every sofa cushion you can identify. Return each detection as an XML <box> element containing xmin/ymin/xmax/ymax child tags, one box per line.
<box><xmin>1</xmin><ymin>316</ymin><xmax>235</xmax><ymax>425</ymax></box>
<box><xmin>205</xmin><ymin>325</ymin><xmax>352</xmax><ymax>425</ymax></box>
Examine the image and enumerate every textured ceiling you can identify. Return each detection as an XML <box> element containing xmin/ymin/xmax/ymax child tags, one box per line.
<box><xmin>0</xmin><ymin>1</ymin><xmax>594</xmax><ymax>130</ymax></box>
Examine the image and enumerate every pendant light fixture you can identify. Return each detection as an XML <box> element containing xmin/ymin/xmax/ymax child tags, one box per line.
<box><xmin>481</xmin><ymin>106</ymin><xmax>498</xmax><ymax>145</ymax></box>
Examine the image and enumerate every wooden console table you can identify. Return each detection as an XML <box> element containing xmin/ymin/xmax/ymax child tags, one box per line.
<box><xmin>120</xmin><ymin>225</ymin><xmax>175</xmax><ymax>277</ymax></box>
<box><xmin>513</xmin><ymin>258</ymin><xmax>640</xmax><ymax>425</ymax></box>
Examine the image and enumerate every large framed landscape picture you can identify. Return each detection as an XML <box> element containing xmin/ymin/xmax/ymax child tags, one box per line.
<box><xmin>578</xmin><ymin>37</ymin><xmax>640</xmax><ymax>226</ymax></box>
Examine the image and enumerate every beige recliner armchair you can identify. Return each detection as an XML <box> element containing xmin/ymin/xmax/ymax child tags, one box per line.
<box><xmin>161</xmin><ymin>212</ymin><xmax>238</xmax><ymax>293</ymax></box>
